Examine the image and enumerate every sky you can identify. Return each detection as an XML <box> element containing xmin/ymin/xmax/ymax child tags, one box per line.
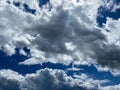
<box><xmin>0</xmin><ymin>0</ymin><xmax>120</xmax><ymax>90</ymax></box>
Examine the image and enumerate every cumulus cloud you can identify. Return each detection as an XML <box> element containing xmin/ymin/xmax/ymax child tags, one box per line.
<box><xmin>0</xmin><ymin>0</ymin><xmax>120</xmax><ymax>87</ymax></box>
<box><xmin>0</xmin><ymin>77</ymin><xmax>20</xmax><ymax>90</ymax></box>
<box><xmin>16</xmin><ymin>0</ymin><xmax>106</xmax><ymax>65</ymax></box>
<box><xmin>0</xmin><ymin>0</ymin><xmax>120</xmax><ymax>71</ymax></box>
<box><xmin>20</xmin><ymin>69</ymin><xmax>91</xmax><ymax>90</ymax></box>
<box><xmin>1</xmin><ymin>0</ymin><xmax>120</xmax><ymax>89</ymax></box>
<box><xmin>0</xmin><ymin>69</ymin><xmax>110</xmax><ymax>90</ymax></box>
<box><xmin>0</xmin><ymin>69</ymin><xmax>23</xmax><ymax>90</ymax></box>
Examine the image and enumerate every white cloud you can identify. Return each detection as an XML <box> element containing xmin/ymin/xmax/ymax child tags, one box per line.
<box><xmin>0</xmin><ymin>68</ymin><xmax>110</xmax><ymax>90</ymax></box>
<box><xmin>103</xmin><ymin>17</ymin><xmax>120</xmax><ymax>46</ymax></box>
<box><xmin>0</xmin><ymin>0</ymin><xmax>103</xmax><ymax>65</ymax></box>
<box><xmin>73</xmin><ymin>73</ymin><xmax>109</xmax><ymax>89</ymax></box>
<box><xmin>101</xmin><ymin>0</ymin><xmax>120</xmax><ymax>12</ymax></box>
<box><xmin>17</xmin><ymin>0</ymin><xmax>106</xmax><ymax>65</ymax></box>
<box><xmin>3</xmin><ymin>44</ymin><xmax>15</xmax><ymax>56</ymax></box>
<box><xmin>99</xmin><ymin>84</ymin><xmax>120</xmax><ymax>90</ymax></box>
<box><xmin>65</xmin><ymin>42</ymin><xmax>76</xmax><ymax>51</ymax></box>
<box><xmin>19</xmin><ymin>49</ymin><xmax>27</xmax><ymax>56</ymax></box>
<box><xmin>0</xmin><ymin>0</ymin><xmax>120</xmax><ymax>79</ymax></box>
<box><xmin>0</xmin><ymin>69</ymin><xmax>24</xmax><ymax>81</ymax></box>
<box><xmin>66</xmin><ymin>67</ymin><xmax>83</xmax><ymax>71</ymax></box>
<box><xmin>0</xmin><ymin>0</ymin><xmax>120</xmax><ymax>89</ymax></box>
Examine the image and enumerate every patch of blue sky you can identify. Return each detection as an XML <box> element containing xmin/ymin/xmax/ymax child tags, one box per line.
<box><xmin>6</xmin><ymin>1</ymin><xmax>36</xmax><ymax>14</ymax></box>
<box><xmin>39</xmin><ymin>0</ymin><xmax>50</xmax><ymax>7</ymax></box>
<box><xmin>13</xmin><ymin>1</ymin><xmax>20</xmax><ymax>7</ymax></box>
<box><xmin>97</xmin><ymin>0</ymin><xmax>120</xmax><ymax>27</ymax></box>
<box><xmin>75</xmin><ymin>64</ymin><xmax>120</xmax><ymax>86</ymax></box>
<box><xmin>39</xmin><ymin>0</ymin><xmax>52</xmax><ymax>11</ymax></box>
<box><xmin>23</xmin><ymin>3</ymin><xmax>36</xmax><ymax>14</ymax></box>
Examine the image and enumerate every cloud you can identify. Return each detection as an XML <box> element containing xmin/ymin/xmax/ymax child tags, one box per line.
<box><xmin>0</xmin><ymin>0</ymin><xmax>120</xmax><ymax>71</ymax></box>
<box><xmin>18</xmin><ymin>0</ymin><xmax>106</xmax><ymax>65</ymax></box>
<box><xmin>20</xmin><ymin>69</ymin><xmax>91</xmax><ymax>90</ymax></box>
<box><xmin>99</xmin><ymin>84</ymin><xmax>120</xmax><ymax>90</ymax></box>
<box><xmin>0</xmin><ymin>69</ymin><xmax>23</xmax><ymax>90</ymax></box>
<box><xmin>94</xmin><ymin>17</ymin><xmax>120</xmax><ymax>70</ymax></box>
<box><xmin>2</xmin><ymin>0</ymin><xmax>104</xmax><ymax>65</ymax></box>
<box><xmin>1</xmin><ymin>0</ymin><xmax>120</xmax><ymax>89</ymax></box>
<box><xmin>0</xmin><ymin>69</ymin><xmax>110</xmax><ymax>90</ymax></box>
<box><xmin>73</xmin><ymin>73</ymin><xmax>109</xmax><ymax>89</ymax></box>
<box><xmin>101</xmin><ymin>0</ymin><xmax>120</xmax><ymax>12</ymax></box>
<box><xmin>93</xmin><ymin>44</ymin><xmax>120</xmax><ymax>69</ymax></box>
<box><xmin>0</xmin><ymin>77</ymin><xmax>20</xmax><ymax>90</ymax></box>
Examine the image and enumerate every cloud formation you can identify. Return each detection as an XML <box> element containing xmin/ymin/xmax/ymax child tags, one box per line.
<box><xmin>0</xmin><ymin>0</ymin><xmax>120</xmax><ymax>70</ymax></box>
<box><xmin>0</xmin><ymin>0</ymin><xmax>120</xmax><ymax>89</ymax></box>
<box><xmin>0</xmin><ymin>69</ymin><xmax>109</xmax><ymax>90</ymax></box>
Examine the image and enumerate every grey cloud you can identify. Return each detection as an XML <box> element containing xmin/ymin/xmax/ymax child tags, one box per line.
<box><xmin>26</xmin><ymin>7</ymin><xmax>70</xmax><ymax>53</ymax></box>
<box><xmin>25</xmin><ymin>7</ymin><xmax>120</xmax><ymax>69</ymax></box>
<box><xmin>0</xmin><ymin>69</ymin><xmax>96</xmax><ymax>90</ymax></box>
<box><xmin>1</xmin><ymin>0</ymin><xmax>120</xmax><ymax>70</ymax></box>
<box><xmin>24</xmin><ymin>6</ymin><xmax>106</xmax><ymax>61</ymax></box>
<box><xmin>0</xmin><ymin>76</ymin><xmax>20</xmax><ymax>90</ymax></box>
<box><xmin>94</xmin><ymin>44</ymin><xmax>120</xmax><ymax>69</ymax></box>
<box><xmin>0</xmin><ymin>0</ymin><xmax>108</xmax><ymax>67</ymax></box>
<box><xmin>20</xmin><ymin>69</ymin><xmax>94</xmax><ymax>90</ymax></box>
<box><xmin>27</xmin><ymin>7</ymin><xmax>120</xmax><ymax>69</ymax></box>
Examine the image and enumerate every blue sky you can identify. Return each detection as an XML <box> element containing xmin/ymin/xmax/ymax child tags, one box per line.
<box><xmin>0</xmin><ymin>0</ymin><xmax>120</xmax><ymax>90</ymax></box>
<box><xmin>97</xmin><ymin>5</ymin><xmax>120</xmax><ymax>27</ymax></box>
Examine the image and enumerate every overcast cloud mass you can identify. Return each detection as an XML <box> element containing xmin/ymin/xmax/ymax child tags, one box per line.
<box><xmin>0</xmin><ymin>0</ymin><xmax>120</xmax><ymax>90</ymax></box>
